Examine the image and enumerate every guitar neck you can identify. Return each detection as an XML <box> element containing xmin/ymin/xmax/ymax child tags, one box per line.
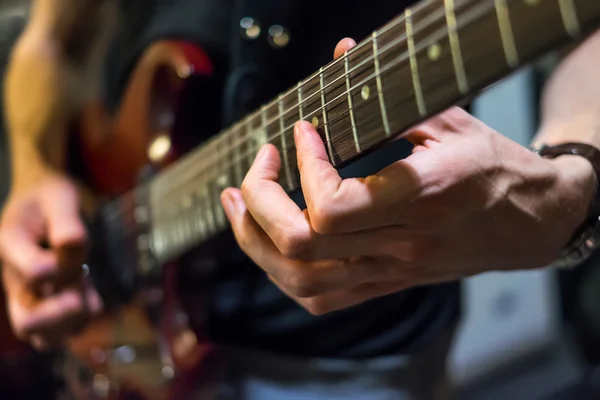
<box><xmin>144</xmin><ymin>0</ymin><xmax>600</xmax><ymax>266</ymax></box>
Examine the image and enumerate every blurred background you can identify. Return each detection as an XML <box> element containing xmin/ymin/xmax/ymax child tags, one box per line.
<box><xmin>0</xmin><ymin>0</ymin><xmax>599</xmax><ymax>399</ymax></box>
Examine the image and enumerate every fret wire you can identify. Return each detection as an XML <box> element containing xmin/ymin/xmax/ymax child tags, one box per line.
<box><xmin>244</xmin><ymin>116</ymin><xmax>254</xmax><ymax>156</ymax></box>
<box><xmin>319</xmin><ymin>67</ymin><xmax>335</xmax><ymax>164</ymax></box>
<box><xmin>278</xmin><ymin>94</ymin><xmax>295</xmax><ymax>190</ymax></box>
<box><xmin>232</xmin><ymin>123</ymin><xmax>244</xmax><ymax>186</ymax></box>
<box><xmin>372</xmin><ymin>31</ymin><xmax>391</xmax><ymax>137</ymax></box>
<box><xmin>495</xmin><ymin>0</ymin><xmax>519</xmax><ymax>68</ymax></box>
<box><xmin>260</xmin><ymin>106</ymin><xmax>270</xmax><ymax>158</ymax></box>
<box><xmin>214</xmin><ymin>138</ymin><xmax>227</xmax><ymax>228</ymax></box>
<box><xmin>252</xmin><ymin>111</ymin><xmax>268</xmax><ymax>150</ymax></box>
<box><xmin>261</xmin><ymin>105</ymin><xmax>268</xmax><ymax>128</ymax></box>
<box><xmin>297</xmin><ymin>82</ymin><xmax>304</xmax><ymax>120</ymax></box>
<box><xmin>260</xmin><ymin>104</ymin><xmax>273</xmax><ymax>173</ymax></box>
<box><xmin>344</xmin><ymin>52</ymin><xmax>361</xmax><ymax>153</ymax></box>
<box><xmin>558</xmin><ymin>0</ymin><xmax>581</xmax><ymax>37</ymax></box>
<box><xmin>405</xmin><ymin>8</ymin><xmax>427</xmax><ymax>117</ymax></box>
<box><xmin>445</xmin><ymin>0</ymin><xmax>469</xmax><ymax>94</ymax></box>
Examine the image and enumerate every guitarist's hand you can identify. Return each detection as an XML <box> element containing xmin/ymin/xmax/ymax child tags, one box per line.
<box><xmin>221</xmin><ymin>38</ymin><xmax>596</xmax><ymax>315</ymax></box>
<box><xmin>0</xmin><ymin>170</ymin><xmax>102</xmax><ymax>352</ymax></box>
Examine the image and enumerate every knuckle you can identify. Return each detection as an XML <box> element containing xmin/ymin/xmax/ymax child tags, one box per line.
<box><xmin>281</xmin><ymin>268</ymin><xmax>320</xmax><ymax>298</ymax></box>
<box><xmin>12</xmin><ymin>312</ymin><xmax>38</xmax><ymax>338</ymax></box>
<box><xmin>276</xmin><ymin>229</ymin><xmax>313</xmax><ymax>260</ymax></box>
<box><xmin>60</xmin><ymin>291</ymin><xmax>87</xmax><ymax>315</ymax></box>
<box><xmin>19</xmin><ymin>261</ymin><xmax>54</xmax><ymax>287</ymax></box>
<box><xmin>235</xmin><ymin>228</ymin><xmax>254</xmax><ymax>252</ymax></box>
<box><xmin>241</xmin><ymin>177</ymin><xmax>267</xmax><ymax>201</ymax></box>
<box><xmin>398</xmin><ymin>240</ymin><xmax>431</xmax><ymax>263</ymax></box>
<box><xmin>240</xmin><ymin>179</ymin><xmax>252</xmax><ymax>200</ymax></box>
<box><xmin>302</xmin><ymin>298</ymin><xmax>331</xmax><ymax>316</ymax></box>
<box><xmin>21</xmin><ymin>266</ymin><xmax>46</xmax><ymax>285</ymax></box>
<box><xmin>10</xmin><ymin>317</ymin><xmax>29</xmax><ymax>339</ymax></box>
<box><xmin>309</xmin><ymin>205</ymin><xmax>340</xmax><ymax>235</ymax></box>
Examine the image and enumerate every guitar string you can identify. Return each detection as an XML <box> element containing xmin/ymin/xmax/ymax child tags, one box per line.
<box><xmin>151</xmin><ymin>0</ymin><xmax>492</xmax><ymax>195</ymax></box>
<box><xmin>116</xmin><ymin>0</ymin><xmax>498</xmax><ymax>232</ymax></box>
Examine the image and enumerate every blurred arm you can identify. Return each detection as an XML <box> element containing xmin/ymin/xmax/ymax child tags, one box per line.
<box><xmin>534</xmin><ymin>29</ymin><xmax>600</xmax><ymax>147</ymax></box>
<box><xmin>3</xmin><ymin>0</ymin><xmax>119</xmax><ymax>187</ymax></box>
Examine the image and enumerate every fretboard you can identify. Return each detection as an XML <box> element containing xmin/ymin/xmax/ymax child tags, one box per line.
<box><xmin>146</xmin><ymin>0</ymin><xmax>600</xmax><ymax>266</ymax></box>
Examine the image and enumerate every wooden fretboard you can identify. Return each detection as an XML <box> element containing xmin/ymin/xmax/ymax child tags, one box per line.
<box><xmin>142</xmin><ymin>0</ymin><xmax>600</xmax><ymax>267</ymax></box>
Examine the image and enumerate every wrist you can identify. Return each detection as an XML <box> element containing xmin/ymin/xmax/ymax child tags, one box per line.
<box><xmin>10</xmin><ymin>145</ymin><xmax>56</xmax><ymax>191</ymax></box>
<box><xmin>549</xmin><ymin>154</ymin><xmax>597</xmax><ymax>244</ymax></box>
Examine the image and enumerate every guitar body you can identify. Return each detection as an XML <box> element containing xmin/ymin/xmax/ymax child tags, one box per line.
<box><xmin>64</xmin><ymin>40</ymin><xmax>221</xmax><ymax>400</ymax></box>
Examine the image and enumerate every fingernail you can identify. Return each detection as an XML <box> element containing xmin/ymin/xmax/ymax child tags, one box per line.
<box><xmin>230</xmin><ymin>190</ymin><xmax>246</xmax><ymax>215</ymax></box>
<box><xmin>255</xmin><ymin>145</ymin><xmax>268</xmax><ymax>162</ymax></box>
<box><xmin>221</xmin><ymin>191</ymin><xmax>235</xmax><ymax>218</ymax></box>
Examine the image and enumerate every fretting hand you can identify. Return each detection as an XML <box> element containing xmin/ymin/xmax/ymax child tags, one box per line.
<box><xmin>220</xmin><ymin>38</ymin><xmax>596</xmax><ymax>315</ymax></box>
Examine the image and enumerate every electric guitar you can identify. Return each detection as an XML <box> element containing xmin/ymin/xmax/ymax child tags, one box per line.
<box><xmin>61</xmin><ymin>0</ymin><xmax>600</xmax><ymax>398</ymax></box>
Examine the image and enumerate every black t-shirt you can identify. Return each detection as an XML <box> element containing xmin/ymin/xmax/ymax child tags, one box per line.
<box><xmin>105</xmin><ymin>0</ymin><xmax>461</xmax><ymax>359</ymax></box>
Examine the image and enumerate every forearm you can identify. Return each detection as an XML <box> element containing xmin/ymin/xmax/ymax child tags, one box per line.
<box><xmin>533</xmin><ymin>30</ymin><xmax>600</xmax><ymax>147</ymax></box>
<box><xmin>4</xmin><ymin>0</ymin><xmax>118</xmax><ymax>184</ymax></box>
<box><xmin>533</xmin><ymin>30</ymin><xmax>600</xmax><ymax>233</ymax></box>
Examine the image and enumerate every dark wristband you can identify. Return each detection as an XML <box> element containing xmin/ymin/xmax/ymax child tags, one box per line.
<box><xmin>533</xmin><ymin>142</ymin><xmax>600</xmax><ymax>269</ymax></box>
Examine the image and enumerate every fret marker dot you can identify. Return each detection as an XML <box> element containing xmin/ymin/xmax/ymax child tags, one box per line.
<box><xmin>312</xmin><ymin>116</ymin><xmax>319</xmax><ymax>128</ymax></box>
<box><xmin>217</xmin><ymin>174</ymin><xmax>229</xmax><ymax>188</ymax></box>
<box><xmin>361</xmin><ymin>85</ymin><xmax>370</xmax><ymax>100</ymax></box>
<box><xmin>428</xmin><ymin>43</ymin><xmax>442</xmax><ymax>61</ymax></box>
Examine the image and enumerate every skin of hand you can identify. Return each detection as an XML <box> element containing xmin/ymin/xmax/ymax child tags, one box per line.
<box><xmin>0</xmin><ymin>0</ymin><xmax>117</xmax><ymax>351</ymax></box>
<box><xmin>220</xmin><ymin>38</ymin><xmax>597</xmax><ymax>316</ymax></box>
<box><xmin>0</xmin><ymin>170</ymin><xmax>102</xmax><ymax>351</ymax></box>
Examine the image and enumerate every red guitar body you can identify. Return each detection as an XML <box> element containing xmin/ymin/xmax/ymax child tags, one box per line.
<box><xmin>64</xmin><ymin>40</ymin><xmax>223</xmax><ymax>400</ymax></box>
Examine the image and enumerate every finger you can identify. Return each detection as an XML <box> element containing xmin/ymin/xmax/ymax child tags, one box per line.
<box><xmin>0</xmin><ymin>230</ymin><xmax>58</xmax><ymax>291</ymax></box>
<box><xmin>270</xmin><ymin>276</ymin><xmax>411</xmax><ymax>315</ymax></box>
<box><xmin>26</xmin><ymin>281</ymin><xmax>101</xmax><ymax>351</ymax></box>
<box><xmin>333</xmin><ymin>37</ymin><xmax>357</xmax><ymax>59</ymax></box>
<box><xmin>294</xmin><ymin>121</ymin><xmax>421</xmax><ymax>234</ymax></box>
<box><xmin>225</xmin><ymin>181</ymin><xmax>424</xmax><ymax>261</ymax></box>
<box><xmin>8</xmin><ymin>286</ymin><xmax>95</xmax><ymax>341</ymax></box>
<box><xmin>238</xmin><ymin>144</ymin><xmax>312</xmax><ymax>247</ymax></box>
<box><xmin>222</xmin><ymin>189</ymin><xmax>387</xmax><ymax>297</ymax></box>
<box><xmin>40</xmin><ymin>179</ymin><xmax>87</xmax><ymax>262</ymax></box>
